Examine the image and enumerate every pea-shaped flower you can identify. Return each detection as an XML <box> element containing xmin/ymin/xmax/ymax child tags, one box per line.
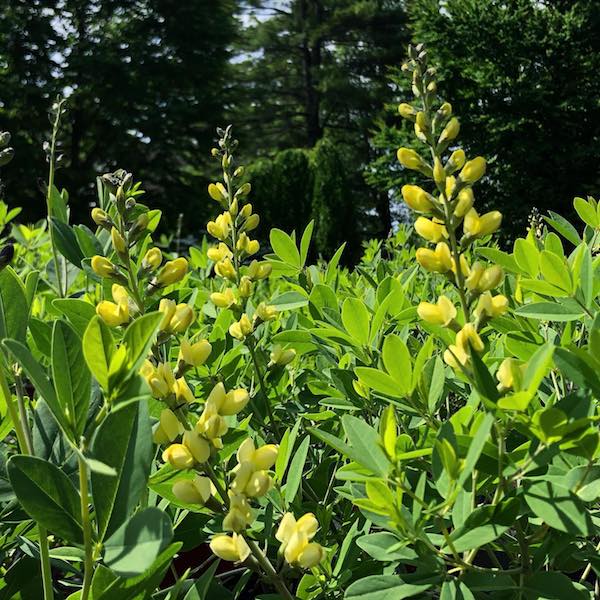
<box><xmin>276</xmin><ymin>512</ymin><xmax>325</xmax><ymax>569</ymax></box>
<box><xmin>209</xmin><ymin>533</ymin><xmax>250</xmax><ymax>563</ymax></box>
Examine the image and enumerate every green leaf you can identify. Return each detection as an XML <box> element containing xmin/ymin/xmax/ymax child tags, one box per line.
<box><xmin>440</xmin><ymin>581</ymin><xmax>476</xmax><ymax>600</ymax></box>
<box><xmin>270</xmin><ymin>228</ymin><xmax>300</xmax><ymax>267</ymax></box>
<box><xmin>539</xmin><ymin>251</ymin><xmax>572</xmax><ymax>293</ymax></box>
<box><xmin>283</xmin><ymin>435</ymin><xmax>309</xmax><ymax>503</ymax></box>
<box><xmin>524</xmin><ymin>481</ymin><xmax>593</xmax><ymax>536</ymax></box>
<box><xmin>51</xmin><ymin>320</ymin><xmax>91</xmax><ymax>439</ymax></box>
<box><xmin>122</xmin><ymin>311</ymin><xmax>162</xmax><ymax>372</ymax></box>
<box><xmin>270</xmin><ymin>291</ymin><xmax>308</xmax><ymax>311</ymax></box>
<box><xmin>103</xmin><ymin>507</ymin><xmax>173</xmax><ymax>577</ymax></box>
<box><xmin>356</xmin><ymin>532</ymin><xmax>417</xmax><ymax>562</ymax></box>
<box><xmin>275</xmin><ymin>421</ymin><xmax>301</xmax><ymax>482</ymax></box>
<box><xmin>50</xmin><ymin>217</ymin><xmax>85</xmax><ymax>268</ymax></box>
<box><xmin>299</xmin><ymin>220</ymin><xmax>314</xmax><ymax>267</ymax></box>
<box><xmin>457</xmin><ymin>413</ymin><xmax>494</xmax><ymax>488</ymax></box>
<box><xmin>0</xmin><ymin>266</ymin><xmax>28</xmax><ymax>342</ymax></box>
<box><xmin>182</xmin><ymin>560</ymin><xmax>221</xmax><ymax>600</ymax></box>
<box><xmin>355</xmin><ymin>367</ymin><xmax>400</xmax><ymax>397</ymax></box>
<box><xmin>476</xmin><ymin>247</ymin><xmax>519</xmax><ymax>273</ymax></box>
<box><xmin>573</xmin><ymin>196</ymin><xmax>599</xmax><ymax>228</ymax></box>
<box><xmin>513</xmin><ymin>238</ymin><xmax>539</xmax><ymax>277</ymax></box>
<box><xmin>83</xmin><ymin>316</ymin><xmax>115</xmax><ymax>391</ymax></box>
<box><xmin>53</xmin><ymin>298</ymin><xmax>97</xmax><ymax>337</ymax></box>
<box><xmin>554</xmin><ymin>347</ymin><xmax>600</xmax><ymax>397</ymax></box>
<box><xmin>342</xmin><ymin>415</ymin><xmax>389</xmax><ymax>477</ymax></box>
<box><xmin>382</xmin><ymin>334</ymin><xmax>411</xmax><ymax>395</ymax></box>
<box><xmin>345</xmin><ymin>575</ymin><xmax>437</xmax><ymax>600</ymax></box>
<box><xmin>544</xmin><ymin>212</ymin><xmax>581</xmax><ymax>246</ymax></box>
<box><xmin>515</xmin><ymin>302</ymin><xmax>584</xmax><ymax>321</ymax></box>
<box><xmin>524</xmin><ymin>571</ymin><xmax>589</xmax><ymax>600</ymax></box>
<box><xmin>342</xmin><ymin>297</ymin><xmax>370</xmax><ymax>346</ymax></box>
<box><xmin>7</xmin><ymin>455</ymin><xmax>82</xmax><ymax>543</ymax></box>
<box><xmin>92</xmin><ymin>402</ymin><xmax>152</xmax><ymax>541</ymax></box>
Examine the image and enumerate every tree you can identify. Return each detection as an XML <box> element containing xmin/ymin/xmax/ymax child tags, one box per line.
<box><xmin>369</xmin><ymin>0</ymin><xmax>600</xmax><ymax>236</ymax></box>
<box><xmin>0</xmin><ymin>0</ymin><xmax>237</xmax><ymax>231</ymax></box>
<box><xmin>231</xmin><ymin>0</ymin><xmax>409</xmax><ymax>241</ymax></box>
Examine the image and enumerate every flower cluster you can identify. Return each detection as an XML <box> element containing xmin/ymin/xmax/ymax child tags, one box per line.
<box><xmin>276</xmin><ymin>512</ymin><xmax>325</xmax><ymax>569</ymax></box>
<box><xmin>398</xmin><ymin>45</ymin><xmax>508</xmax><ymax>372</ymax></box>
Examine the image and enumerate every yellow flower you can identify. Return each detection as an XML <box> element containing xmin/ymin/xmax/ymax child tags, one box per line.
<box><xmin>460</xmin><ymin>157</ymin><xmax>486</xmax><ymax>184</ymax></box>
<box><xmin>444</xmin><ymin>323</ymin><xmax>484</xmax><ymax>369</ymax></box>
<box><xmin>172</xmin><ymin>475</ymin><xmax>214</xmax><ymax>505</ymax></box>
<box><xmin>464</xmin><ymin>208</ymin><xmax>502</xmax><ymax>238</ymax></box>
<box><xmin>256</xmin><ymin>303</ymin><xmax>277</xmax><ymax>322</ymax></box>
<box><xmin>146</xmin><ymin>363</ymin><xmax>175</xmax><ymax>398</ymax></box>
<box><xmin>270</xmin><ymin>344</ymin><xmax>296</xmax><ymax>366</ymax></box>
<box><xmin>207</xmin><ymin>211</ymin><xmax>233</xmax><ymax>240</ymax></box>
<box><xmin>475</xmin><ymin>292</ymin><xmax>508</xmax><ymax>319</ymax></box>
<box><xmin>208</xmin><ymin>182</ymin><xmax>227</xmax><ymax>202</ymax></box>
<box><xmin>214</xmin><ymin>257</ymin><xmax>236</xmax><ymax>280</ymax></box>
<box><xmin>230</xmin><ymin>439</ymin><xmax>277</xmax><ymax>498</ymax></box>
<box><xmin>179</xmin><ymin>339</ymin><xmax>212</xmax><ymax>367</ymax></box>
<box><xmin>111</xmin><ymin>227</ymin><xmax>127</xmax><ymax>255</ymax></box>
<box><xmin>91</xmin><ymin>255</ymin><xmax>115</xmax><ymax>278</ymax></box>
<box><xmin>229</xmin><ymin>314</ymin><xmax>253</xmax><ymax>340</ymax></box>
<box><xmin>173</xmin><ymin>377</ymin><xmax>195</xmax><ymax>405</ymax></box>
<box><xmin>182</xmin><ymin>430</ymin><xmax>210</xmax><ymax>463</ymax></box>
<box><xmin>433</xmin><ymin>157</ymin><xmax>446</xmax><ymax>186</ymax></box>
<box><xmin>152</xmin><ymin>408</ymin><xmax>183</xmax><ymax>444</ymax></box>
<box><xmin>210</xmin><ymin>288</ymin><xmax>236</xmax><ymax>308</ymax></box>
<box><xmin>439</xmin><ymin>117</ymin><xmax>460</xmax><ymax>143</ymax></box>
<box><xmin>168</xmin><ymin>304</ymin><xmax>195</xmax><ymax>333</ymax></box>
<box><xmin>496</xmin><ymin>357</ymin><xmax>526</xmax><ymax>390</ymax></box>
<box><xmin>223</xmin><ymin>493</ymin><xmax>254</xmax><ymax>531</ymax></box>
<box><xmin>209</xmin><ymin>533</ymin><xmax>250</xmax><ymax>563</ymax></box>
<box><xmin>439</xmin><ymin>102</ymin><xmax>452</xmax><ymax>117</ymax></box>
<box><xmin>158</xmin><ymin>298</ymin><xmax>177</xmax><ymax>331</ymax></box>
<box><xmin>142</xmin><ymin>247</ymin><xmax>162</xmax><ymax>270</ymax></box>
<box><xmin>454</xmin><ymin>188</ymin><xmax>474</xmax><ymax>217</ymax></box>
<box><xmin>397</xmin><ymin>147</ymin><xmax>425</xmax><ymax>171</ymax></box>
<box><xmin>448</xmin><ymin>149</ymin><xmax>466</xmax><ymax>171</ymax></box>
<box><xmin>276</xmin><ymin>513</ymin><xmax>324</xmax><ymax>568</ymax></box>
<box><xmin>96</xmin><ymin>284</ymin><xmax>130</xmax><ymax>327</ymax></box>
<box><xmin>240</xmin><ymin>203</ymin><xmax>253</xmax><ymax>219</ymax></box>
<box><xmin>414</xmin><ymin>217</ymin><xmax>447</xmax><ymax>243</ymax></box>
<box><xmin>236</xmin><ymin>438</ymin><xmax>279</xmax><ymax>470</ymax></box>
<box><xmin>445</xmin><ymin>176</ymin><xmax>456</xmax><ymax>199</ymax></box>
<box><xmin>236</xmin><ymin>232</ymin><xmax>260</xmax><ymax>256</ymax></box>
<box><xmin>242</xmin><ymin>213</ymin><xmax>260</xmax><ymax>232</ymax></box>
<box><xmin>416</xmin><ymin>242</ymin><xmax>452</xmax><ymax>273</ymax></box>
<box><xmin>91</xmin><ymin>207</ymin><xmax>110</xmax><ymax>227</ymax></box>
<box><xmin>207</xmin><ymin>242</ymin><xmax>232</xmax><ymax>262</ymax></box>
<box><xmin>162</xmin><ymin>443</ymin><xmax>195</xmax><ymax>470</ymax></box>
<box><xmin>398</xmin><ymin>103</ymin><xmax>416</xmax><ymax>119</ymax></box>
<box><xmin>239</xmin><ymin>276</ymin><xmax>253</xmax><ymax>297</ymax></box>
<box><xmin>155</xmin><ymin>257</ymin><xmax>188</xmax><ymax>287</ymax></box>
<box><xmin>247</xmin><ymin>260</ymin><xmax>272</xmax><ymax>280</ymax></box>
<box><xmin>417</xmin><ymin>295</ymin><xmax>457</xmax><ymax>326</ymax></box>
<box><xmin>221</xmin><ymin>388</ymin><xmax>250</xmax><ymax>416</ymax></box>
<box><xmin>401</xmin><ymin>184</ymin><xmax>434</xmax><ymax>212</ymax></box>
<box><xmin>477</xmin><ymin>266</ymin><xmax>504</xmax><ymax>292</ymax></box>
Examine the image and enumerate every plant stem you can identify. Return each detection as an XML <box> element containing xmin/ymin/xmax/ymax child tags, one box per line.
<box><xmin>245</xmin><ymin>538</ymin><xmax>295</xmax><ymax>600</ymax></box>
<box><xmin>247</xmin><ymin>337</ymin><xmax>280</xmax><ymax>436</ymax></box>
<box><xmin>77</xmin><ymin>454</ymin><xmax>94</xmax><ymax>600</ymax></box>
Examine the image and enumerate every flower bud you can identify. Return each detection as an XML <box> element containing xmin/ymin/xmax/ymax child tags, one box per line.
<box><xmin>179</xmin><ymin>339</ymin><xmax>211</xmax><ymax>367</ymax></box>
<box><xmin>240</xmin><ymin>203</ymin><xmax>253</xmax><ymax>219</ymax></box>
<box><xmin>439</xmin><ymin>102</ymin><xmax>452</xmax><ymax>118</ymax></box>
<box><xmin>243</xmin><ymin>213</ymin><xmax>260</xmax><ymax>232</ymax></box>
<box><xmin>221</xmin><ymin>388</ymin><xmax>250</xmax><ymax>416</ymax></box>
<box><xmin>162</xmin><ymin>443</ymin><xmax>195</xmax><ymax>470</ymax></box>
<box><xmin>398</xmin><ymin>103</ymin><xmax>416</xmax><ymax>120</ymax></box>
<box><xmin>229</xmin><ymin>314</ymin><xmax>253</xmax><ymax>340</ymax></box>
<box><xmin>433</xmin><ymin>157</ymin><xmax>445</xmax><ymax>187</ymax></box>
<box><xmin>298</xmin><ymin>543</ymin><xmax>325</xmax><ymax>569</ymax></box>
<box><xmin>210</xmin><ymin>534</ymin><xmax>250</xmax><ymax>563</ymax></box>
<box><xmin>270</xmin><ymin>344</ymin><xmax>296</xmax><ymax>366</ymax></box>
<box><xmin>111</xmin><ymin>227</ymin><xmax>127</xmax><ymax>255</ymax></box>
<box><xmin>245</xmin><ymin>471</ymin><xmax>272</xmax><ymax>497</ymax></box>
<box><xmin>155</xmin><ymin>257</ymin><xmax>188</xmax><ymax>287</ymax></box>
<box><xmin>416</xmin><ymin>242</ymin><xmax>452</xmax><ymax>273</ymax></box>
<box><xmin>237</xmin><ymin>182</ymin><xmax>251</xmax><ymax>197</ymax></box>
<box><xmin>414</xmin><ymin>217</ymin><xmax>447</xmax><ymax>243</ymax></box>
<box><xmin>142</xmin><ymin>247</ymin><xmax>162</xmax><ymax>270</ymax></box>
<box><xmin>210</xmin><ymin>288</ymin><xmax>236</xmax><ymax>308</ymax></box>
<box><xmin>454</xmin><ymin>188</ymin><xmax>474</xmax><ymax>217</ymax></box>
<box><xmin>91</xmin><ymin>208</ymin><xmax>111</xmax><ymax>228</ymax></box>
<box><xmin>256</xmin><ymin>303</ymin><xmax>277</xmax><ymax>322</ymax></box>
<box><xmin>239</xmin><ymin>276</ymin><xmax>253</xmax><ymax>298</ymax></box>
<box><xmin>173</xmin><ymin>377</ymin><xmax>195</xmax><ymax>405</ymax></box>
<box><xmin>477</xmin><ymin>266</ymin><xmax>504</xmax><ymax>292</ymax></box>
<box><xmin>91</xmin><ymin>255</ymin><xmax>116</xmax><ymax>278</ymax></box>
<box><xmin>159</xmin><ymin>408</ymin><xmax>183</xmax><ymax>441</ymax></box>
<box><xmin>172</xmin><ymin>475</ymin><xmax>214</xmax><ymax>505</ymax></box>
<box><xmin>169</xmin><ymin>304</ymin><xmax>195</xmax><ymax>333</ymax></box>
<box><xmin>208</xmin><ymin>182</ymin><xmax>227</xmax><ymax>202</ymax></box>
<box><xmin>448</xmin><ymin>149</ymin><xmax>466</xmax><ymax>171</ymax></box>
<box><xmin>460</xmin><ymin>157</ymin><xmax>486</xmax><ymax>184</ymax></box>
<box><xmin>417</xmin><ymin>295</ymin><xmax>456</xmax><ymax>326</ymax></box>
<box><xmin>247</xmin><ymin>260</ymin><xmax>271</xmax><ymax>280</ymax></box>
<box><xmin>397</xmin><ymin>147</ymin><xmax>425</xmax><ymax>171</ymax></box>
<box><xmin>465</xmin><ymin>262</ymin><xmax>484</xmax><ymax>291</ymax></box>
<box><xmin>401</xmin><ymin>185</ymin><xmax>434</xmax><ymax>212</ymax></box>
<box><xmin>475</xmin><ymin>292</ymin><xmax>508</xmax><ymax>319</ymax></box>
<box><xmin>158</xmin><ymin>298</ymin><xmax>177</xmax><ymax>330</ymax></box>
<box><xmin>439</xmin><ymin>117</ymin><xmax>460</xmax><ymax>143</ymax></box>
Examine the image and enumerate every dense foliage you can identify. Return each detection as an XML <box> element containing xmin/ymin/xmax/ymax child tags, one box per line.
<box><xmin>1</xmin><ymin>43</ymin><xmax>600</xmax><ymax>600</ymax></box>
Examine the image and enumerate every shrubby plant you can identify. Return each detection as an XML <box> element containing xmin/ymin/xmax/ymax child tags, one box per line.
<box><xmin>1</xmin><ymin>44</ymin><xmax>600</xmax><ymax>600</ymax></box>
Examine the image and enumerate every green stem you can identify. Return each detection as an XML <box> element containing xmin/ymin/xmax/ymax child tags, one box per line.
<box><xmin>78</xmin><ymin>454</ymin><xmax>94</xmax><ymax>600</ymax></box>
<box><xmin>247</xmin><ymin>338</ymin><xmax>280</xmax><ymax>436</ymax></box>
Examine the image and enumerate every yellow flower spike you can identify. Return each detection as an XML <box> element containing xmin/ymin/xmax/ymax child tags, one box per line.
<box><xmin>172</xmin><ymin>475</ymin><xmax>214</xmax><ymax>505</ymax></box>
<box><xmin>298</xmin><ymin>543</ymin><xmax>326</xmax><ymax>569</ymax></box>
<box><xmin>179</xmin><ymin>339</ymin><xmax>212</xmax><ymax>367</ymax></box>
<box><xmin>91</xmin><ymin>255</ymin><xmax>116</xmax><ymax>278</ymax></box>
<box><xmin>223</xmin><ymin>493</ymin><xmax>254</xmax><ymax>531</ymax></box>
<box><xmin>460</xmin><ymin>156</ymin><xmax>487</xmax><ymax>184</ymax></box>
<box><xmin>239</xmin><ymin>276</ymin><xmax>253</xmax><ymax>298</ymax></box>
<box><xmin>243</xmin><ymin>213</ymin><xmax>260</xmax><ymax>232</ymax></box>
<box><xmin>465</xmin><ymin>262</ymin><xmax>484</xmax><ymax>291</ymax></box>
<box><xmin>397</xmin><ymin>147</ymin><xmax>425</xmax><ymax>171</ymax></box>
<box><xmin>110</xmin><ymin>227</ymin><xmax>127</xmax><ymax>255</ymax></box>
<box><xmin>448</xmin><ymin>149</ymin><xmax>466</xmax><ymax>171</ymax></box>
<box><xmin>158</xmin><ymin>298</ymin><xmax>177</xmax><ymax>330</ymax></box>
<box><xmin>401</xmin><ymin>184</ymin><xmax>434</xmax><ymax>212</ymax></box>
<box><xmin>464</xmin><ymin>208</ymin><xmax>503</xmax><ymax>238</ymax></box>
<box><xmin>91</xmin><ymin>207</ymin><xmax>111</xmax><ymax>227</ymax></box>
<box><xmin>439</xmin><ymin>117</ymin><xmax>460</xmax><ymax>143</ymax></box>
<box><xmin>169</xmin><ymin>304</ymin><xmax>195</xmax><ymax>333</ymax></box>
<box><xmin>141</xmin><ymin>248</ymin><xmax>161</xmax><ymax>271</ymax></box>
<box><xmin>270</xmin><ymin>344</ymin><xmax>296</xmax><ymax>366</ymax></box>
<box><xmin>477</xmin><ymin>266</ymin><xmax>504</xmax><ymax>292</ymax></box>
<box><xmin>210</xmin><ymin>288</ymin><xmax>236</xmax><ymax>308</ymax></box>
<box><xmin>214</xmin><ymin>257</ymin><xmax>237</xmax><ymax>281</ymax></box>
<box><xmin>414</xmin><ymin>217</ymin><xmax>447</xmax><ymax>243</ymax></box>
<box><xmin>209</xmin><ymin>533</ymin><xmax>251</xmax><ymax>563</ymax></box>
<box><xmin>162</xmin><ymin>443</ymin><xmax>195</xmax><ymax>470</ymax></box>
<box><xmin>207</xmin><ymin>242</ymin><xmax>232</xmax><ymax>262</ymax></box>
<box><xmin>454</xmin><ymin>188</ymin><xmax>474</xmax><ymax>218</ymax></box>
<box><xmin>475</xmin><ymin>292</ymin><xmax>509</xmax><ymax>319</ymax></box>
<box><xmin>415</xmin><ymin>242</ymin><xmax>452</xmax><ymax>273</ymax></box>
<box><xmin>255</xmin><ymin>303</ymin><xmax>277</xmax><ymax>322</ymax></box>
<box><xmin>221</xmin><ymin>388</ymin><xmax>250</xmax><ymax>416</ymax></box>
<box><xmin>417</xmin><ymin>295</ymin><xmax>457</xmax><ymax>326</ymax></box>
<box><xmin>398</xmin><ymin>103</ymin><xmax>416</xmax><ymax>120</ymax></box>
<box><xmin>155</xmin><ymin>257</ymin><xmax>188</xmax><ymax>287</ymax></box>
<box><xmin>229</xmin><ymin>314</ymin><xmax>253</xmax><ymax>340</ymax></box>
<box><xmin>173</xmin><ymin>377</ymin><xmax>195</xmax><ymax>405</ymax></box>
<box><xmin>208</xmin><ymin>182</ymin><xmax>227</xmax><ymax>203</ymax></box>
<box><xmin>182</xmin><ymin>430</ymin><xmax>210</xmax><ymax>463</ymax></box>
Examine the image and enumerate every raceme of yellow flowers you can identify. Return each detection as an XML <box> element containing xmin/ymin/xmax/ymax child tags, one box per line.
<box><xmin>398</xmin><ymin>45</ymin><xmax>508</xmax><ymax>380</ymax></box>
